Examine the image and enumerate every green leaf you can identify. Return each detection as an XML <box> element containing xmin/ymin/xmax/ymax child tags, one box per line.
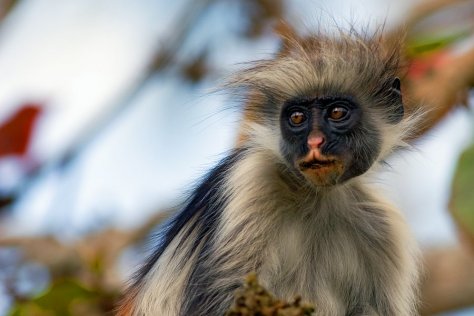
<box><xmin>9</xmin><ymin>279</ymin><xmax>96</xmax><ymax>316</ymax></box>
<box><xmin>451</xmin><ymin>142</ymin><xmax>474</xmax><ymax>235</ymax></box>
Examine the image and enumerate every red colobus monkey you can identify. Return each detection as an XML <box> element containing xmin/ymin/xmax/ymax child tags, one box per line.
<box><xmin>119</xmin><ymin>28</ymin><xmax>420</xmax><ymax>315</ymax></box>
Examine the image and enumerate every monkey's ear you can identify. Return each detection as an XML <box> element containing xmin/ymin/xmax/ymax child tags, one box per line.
<box><xmin>392</xmin><ymin>77</ymin><xmax>401</xmax><ymax>92</ymax></box>
<box><xmin>388</xmin><ymin>77</ymin><xmax>404</xmax><ymax>124</ymax></box>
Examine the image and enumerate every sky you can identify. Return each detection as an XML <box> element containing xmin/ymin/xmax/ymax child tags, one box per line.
<box><xmin>0</xmin><ymin>0</ymin><xmax>471</xmax><ymax>252</ymax></box>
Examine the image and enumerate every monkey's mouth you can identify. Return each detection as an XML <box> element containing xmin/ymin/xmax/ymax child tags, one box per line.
<box><xmin>297</xmin><ymin>157</ymin><xmax>344</xmax><ymax>186</ymax></box>
<box><xmin>299</xmin><ymin>158</ymin><xmax>336</xmax><ymax>170</ymax></box>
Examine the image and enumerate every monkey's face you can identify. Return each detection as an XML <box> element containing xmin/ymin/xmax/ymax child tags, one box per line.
<box><xmin>236</xmin><ymin>33</ymin><xmax>406</xmax><ymax>186</ymax></box>
<box><xmin>279</xmin><ymin>95</ymin><xmax>382</xmax><ymax>186</ymax></box>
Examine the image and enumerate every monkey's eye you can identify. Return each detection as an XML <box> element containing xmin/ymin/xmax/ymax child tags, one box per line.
<box><xmin>328</xmin><ymin>106</ymin><xmax>348</xmax><ymax>121</ymax></box>
<box><xmin>289</xmin><ymin>111</ymin><xmax>306</xmax><ymax>126</ymax></box>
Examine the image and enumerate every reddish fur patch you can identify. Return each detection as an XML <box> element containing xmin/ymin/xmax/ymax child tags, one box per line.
<box><xmin>297</xmin><ymin>152</ymin><xmax>344</xmax><ymax>186</ymax></box>
<box><xmin>115</xmin><ymin>286</ymin><xmax>140</xmax><ymax>316</ymax></box>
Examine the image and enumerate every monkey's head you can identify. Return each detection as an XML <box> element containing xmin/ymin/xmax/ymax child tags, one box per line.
<box><xmin>234</xmin><ymin>29</ymin><xmax>413</xmax><ymax>187</ymax></box>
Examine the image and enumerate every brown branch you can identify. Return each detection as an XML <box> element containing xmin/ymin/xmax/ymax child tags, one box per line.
<box><xmin>404</xmin><ymin>46</ymin><xmax>474</xmax><ymax>138</ymax></box>
<box><xmin>0</xmin><ymin>210</ymin><xmax>170</xmax><ymax>290</ymax></box>
<box><xmin>420</xmin><ymin>247</ymin><xmax>474</xmax><ymax>315</ymax></box>
<box><xmin>403</xmin><ymin>0</ymin><xmax>471</xmax><ymax>32</ymax></box>
<box><xmin>0</xmin><ymin>0</ymin><xmax>218</xmax><ymax>212</ymax></box>
<box><xmin>380</xmin><ymin>0</ymin><xmax>474</xmax><ymax>138</ymax></box>
<box><xmin>0</xmin><ymin>0</ymin><xmax>19</xmax><ymax>22</ymax></box>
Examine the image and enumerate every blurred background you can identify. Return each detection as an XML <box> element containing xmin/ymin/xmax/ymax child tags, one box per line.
<box><xmin>0</xmin><ymin>0</ymin><xmax>473</xmax><ymax>315</ymax></box>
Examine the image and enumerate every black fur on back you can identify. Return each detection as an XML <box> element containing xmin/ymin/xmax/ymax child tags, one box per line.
<box><xmin>132</xmin><ymin>148</ymin><xmax>246</xmax><ymax>289</ymax></box>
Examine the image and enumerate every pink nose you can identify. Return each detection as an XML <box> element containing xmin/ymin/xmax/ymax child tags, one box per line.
<box><xmin>307</xmin><ymin>135</ymin><xmax>325</xmax><ymax>149</ymax></box>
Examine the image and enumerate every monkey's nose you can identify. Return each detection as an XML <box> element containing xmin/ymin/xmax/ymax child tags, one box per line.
<box><xmin>307</xmin><ymin>134</ymin><xmax>325</xmax><ymax>149</ymax></box>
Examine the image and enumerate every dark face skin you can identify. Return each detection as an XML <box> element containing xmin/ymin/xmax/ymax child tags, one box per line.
<box><xmin>280</xmin><ymin>95</ymin><xmax>381</xmax><ymax>186</ymax></box>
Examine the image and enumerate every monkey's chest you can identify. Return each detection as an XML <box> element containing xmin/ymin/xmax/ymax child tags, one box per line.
<box><xmin>258</xmin><ymin>218</ymin><xmax>380</xmax><ymax>314</ymax></box>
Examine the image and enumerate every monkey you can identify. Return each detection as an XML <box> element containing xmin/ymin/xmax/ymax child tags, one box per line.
<box><xmin>118</xmin><ymin>28</ymin><xmax>420</xmax><ymax>316</ymax></box>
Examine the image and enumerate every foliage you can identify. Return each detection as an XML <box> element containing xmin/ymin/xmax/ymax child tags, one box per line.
<box><xmin>226</xmin><ymin>274</ymin><xmax>315</xmax><ymax>316</ymax></box>
<box><xmin>8</xmin><ymin>279</ymin><xmax>115</xmax><ymax>316</ymax></box>
<box><xmin>451</xmin><ymin>142</ymin><xmax>474</xmax><ymax>249</ymax></box>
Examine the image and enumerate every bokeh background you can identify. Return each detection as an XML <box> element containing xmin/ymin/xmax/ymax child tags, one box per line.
<box><xmin>0</xmin><ymin>0</ymin><xmax>473</xmax><ymax>315</ymax></box>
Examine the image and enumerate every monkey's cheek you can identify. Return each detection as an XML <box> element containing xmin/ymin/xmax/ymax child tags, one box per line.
<box><xmin>300</xmin><ymin>163</ymin><xmax>345</xmax><ymax>186</ymax></box>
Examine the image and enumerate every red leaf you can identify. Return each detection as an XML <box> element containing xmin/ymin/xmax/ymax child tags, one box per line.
<box><xmin>0</xmin><ymin>103</ymin><xmax>43</xmax><ymax>158</ymax></box>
